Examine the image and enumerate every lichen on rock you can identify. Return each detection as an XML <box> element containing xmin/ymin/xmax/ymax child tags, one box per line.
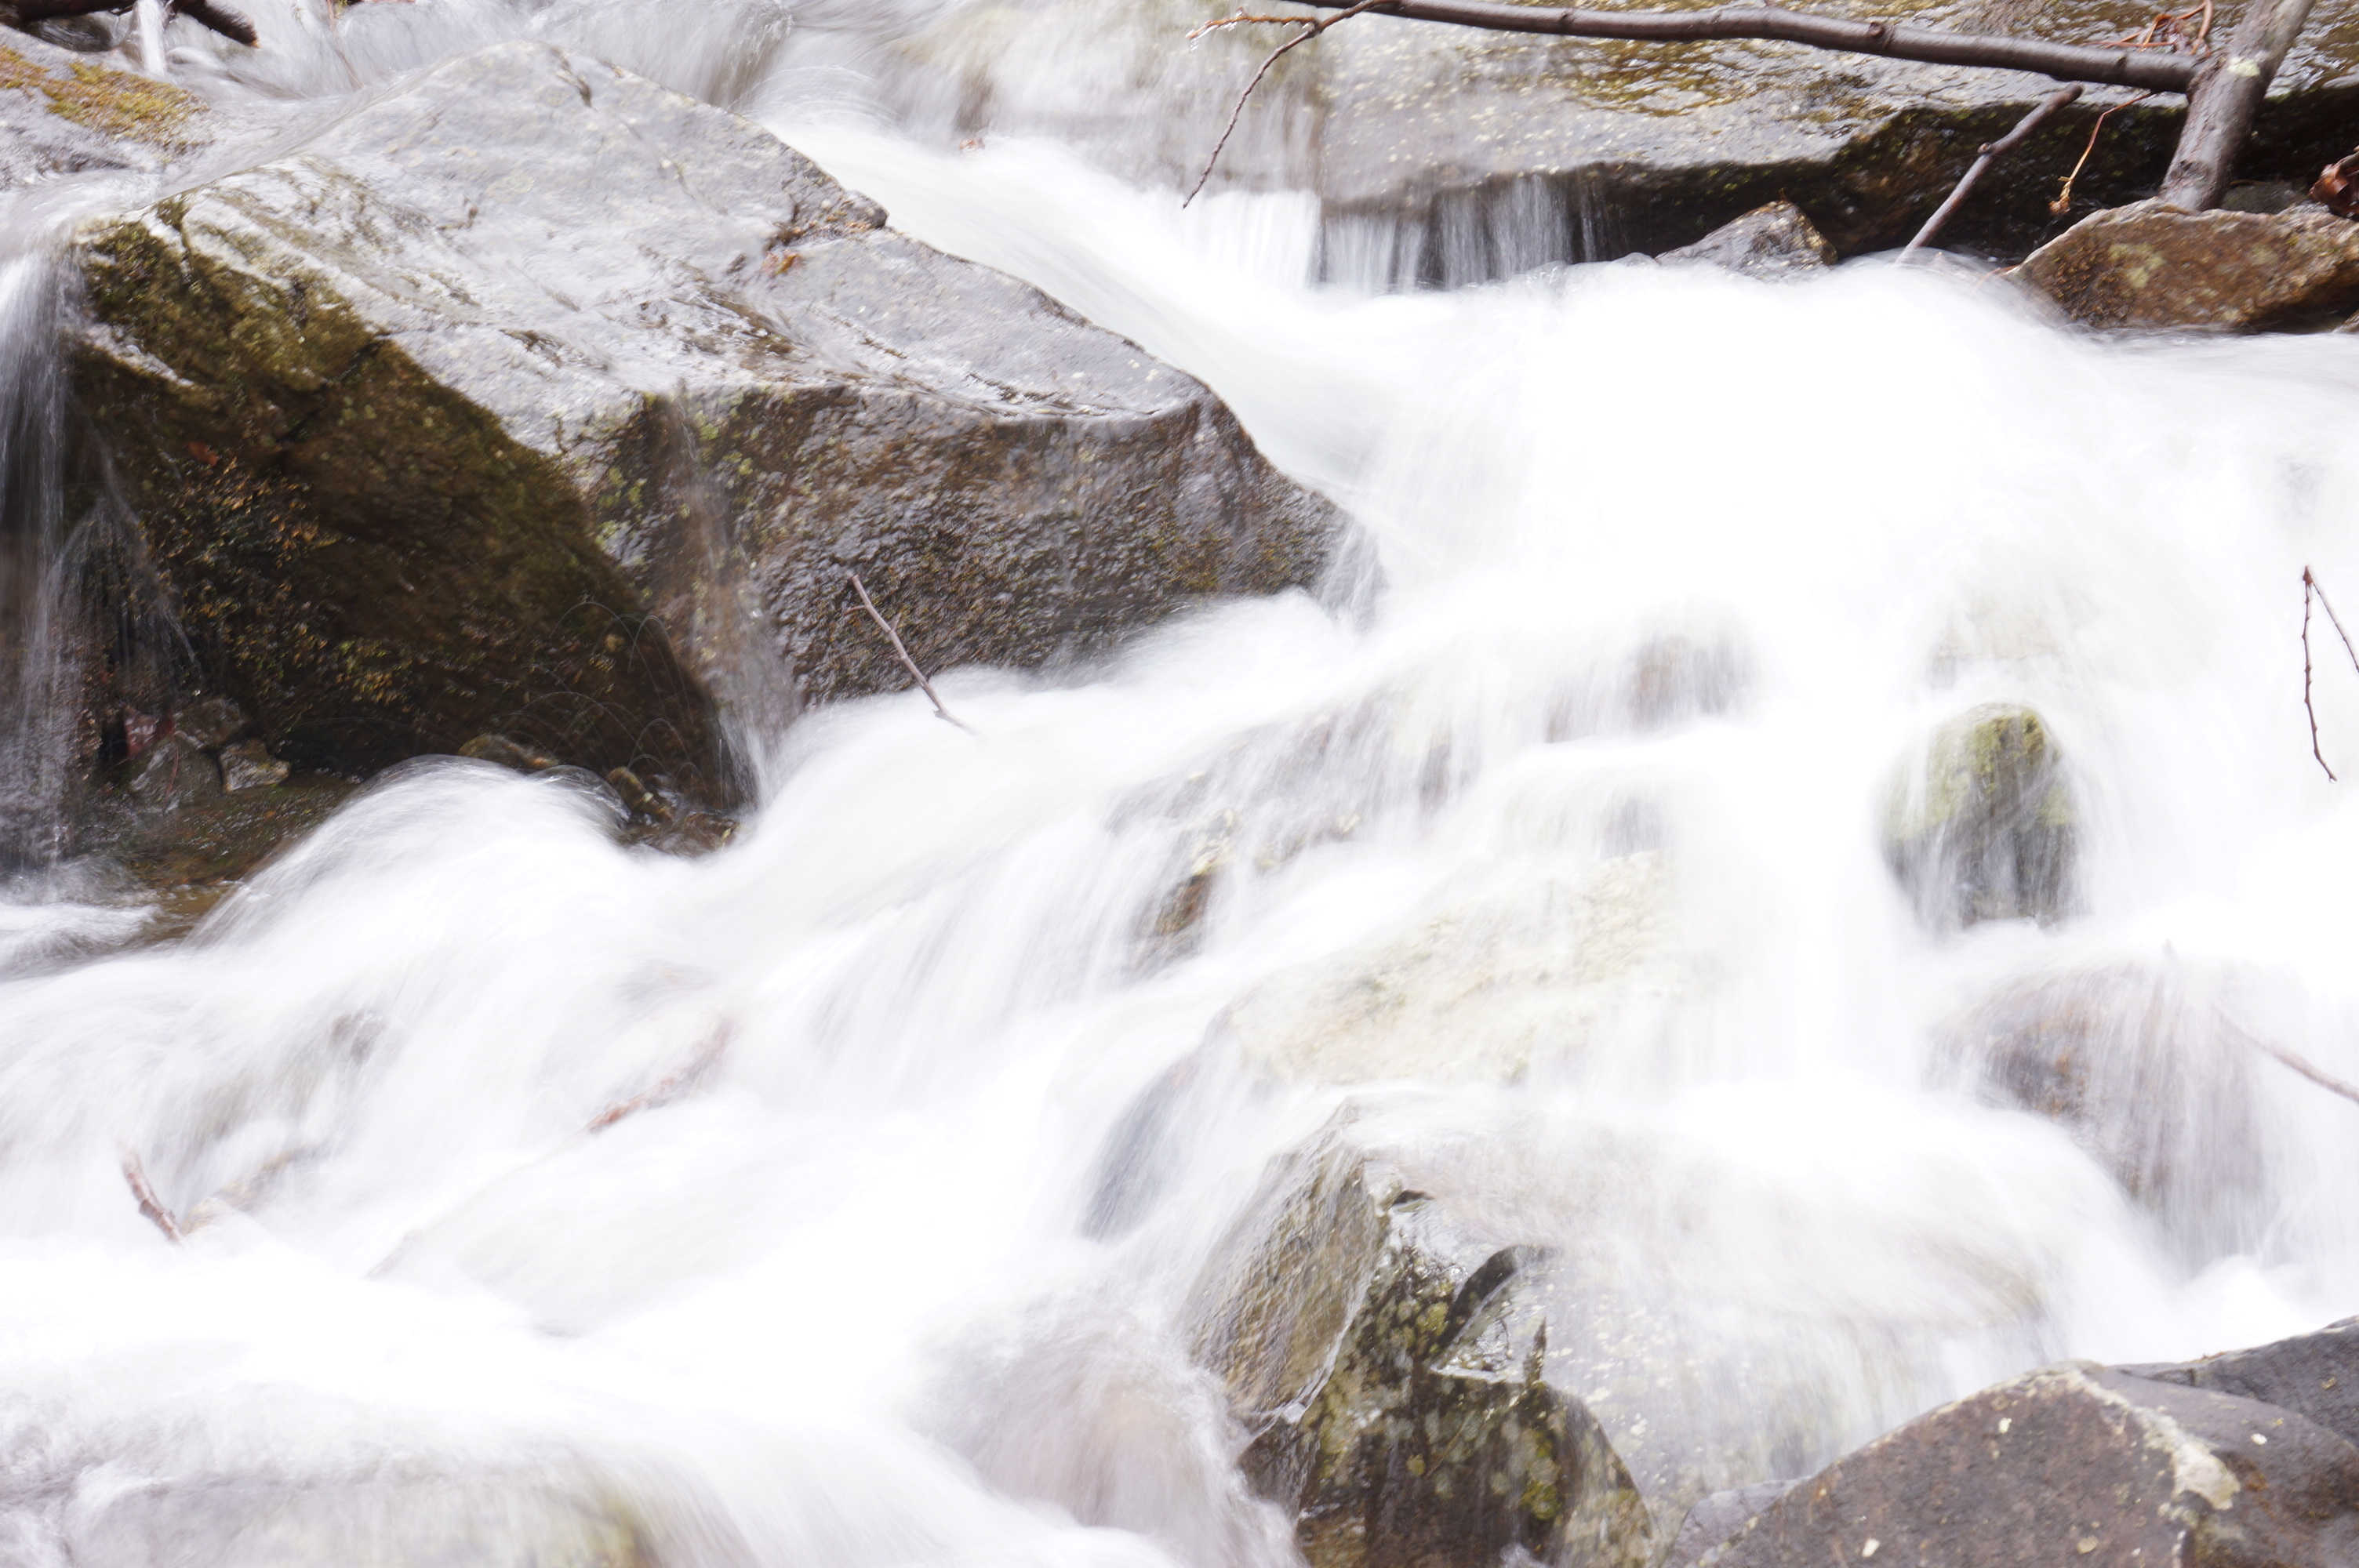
<box><xmin>2014</xmin><ymin>198</ymin><xmax>2359</xmax><ymax>330</ymax></box>
<box><xmin>1881</xmin><ymin>702</ymin><xmax>2077</xmax><ymax>930</ymax></box>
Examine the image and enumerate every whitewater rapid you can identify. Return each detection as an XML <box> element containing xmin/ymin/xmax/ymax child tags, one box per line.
<box><xmin>2</xmin><ymin>2</ymin><xmax>2359</xmax><ymax>1563</ymax></box>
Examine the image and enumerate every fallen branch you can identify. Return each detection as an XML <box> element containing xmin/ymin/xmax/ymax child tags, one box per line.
<box><xmin>586</xmin><ymin>1022</ymin><xmax>732</xmax><ymax>1133</ymax></box>
<box><xmin>1284</xmin><ymin>0</ymin><xmax>2201</xmax><ymax>90</ymax></box>
<box><xmin>2157</xmin><ymin>0</ymin><xmax>2318</xmax><ymax>209</ymax></box>
<box><xmin>5</xmin><ymin>0</ymin><xmax>258</xmax><ymax>47</ymax></box>
<box><xmin>1903</xmin><ymin>84</ymin><xmax>2081</xmax><ymax>258</ymax></box>
<box><xmin>120</xmin><ymin>1150</ymin><xmax>184</xmax><ymax>1243</ymax></box>
<box><xmin>2303</xmin><ymin>566</ymin><xmax>2357</xmax><ymax>781</ymax></box>
<box><xmin>2218</xmin><ymin>1011</ymin><xmax>2359</xmax><ymax>1110</ymax></box>
<box><xmin>848</xmin><ymin>572</ymin><xmax>979</xmax><ymax>735</ymax></box>
<box><xmin>1185</xmin><ymin>0</ymin><xmax>1380</xmax><ymax>205</ymax></box>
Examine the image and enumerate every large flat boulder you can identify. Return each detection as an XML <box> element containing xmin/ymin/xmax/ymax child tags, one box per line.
<box><xmin>2013</xmin><ymin>198</ymin><xmax>2359</xmax><ymax>329</ymax></box>
<box><xmin>66</xmin><ymin>40</ymin><xmax>1343</xmax><ymax>789</ymax></box>
<box><xmin>893</xmin><ymin>0</ymin><xmax>2359</xmax><ymax>274</ymax></box>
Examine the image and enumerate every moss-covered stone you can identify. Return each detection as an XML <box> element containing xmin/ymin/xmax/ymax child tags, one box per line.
<box><xmin>2013</xmin><ymin>198</ymin><xmax>2359</xmax><ymax>330</ymax></box>
<box><xmin>1882</xmin><ymin>702</ymin><xmax>2076</xmax><ymax>930</ymax></box>
<box><xmin>0</xmin><ymin>29</ymin><xmax>212</xmax><ymax>187</ymax></box>
<box><xmin>1189</xmin><ymin>1124</ymin><xmax>1654</xmax><ymax>1568</ymax></box>
<box><xmin>66</xmin><ymin>40</ymin><xmax>1345</xmax><ymax>792</ymax></box>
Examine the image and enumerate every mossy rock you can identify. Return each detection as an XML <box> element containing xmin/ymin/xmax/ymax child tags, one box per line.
<box><xmin>1187</xmin><ymin>1120</ymin><xmax>1655</xmax><ymax>1568</ymax></box>
<box><xmin>1881</xmin><ymin>702</ymin><xmax>2077</xmax><ymax>930</ymax></box>
<box><xmin>2015</xmin><ymin>198</ymin><xmax>2359</xmax><ymax>331</ymax></box>
<box><xmin>0</xmin><ymin>27</ymin><xmax>213</xmax><ymax>187</ymax></box>
<box><xmin>66</xmin><ymin>40</ymin><xmax>1344</xmax><ymax>792</ymax></box>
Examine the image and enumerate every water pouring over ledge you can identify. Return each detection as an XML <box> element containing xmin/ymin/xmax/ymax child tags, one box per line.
<box><xmin>3</xmin><ymin>2</ymin><xmax>2359</xmax><ymax>1563</ymax></box>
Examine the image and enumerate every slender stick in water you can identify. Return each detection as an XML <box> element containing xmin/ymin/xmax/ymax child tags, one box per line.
<box><xmin>120</xmin><ymin>1151</ymin><xmax>184</xmax><ymax>1243</ymax></box>
<box><xmin>848</xmin><ymin>573</ymin><xmax>978</xmax><ymax>735</ymax></box>
<box><xmin>2303</xmin><ymin>566</ymin><xmax>2359</xmax><ymax>780</ymax></box>
<box><xmin>2217</xmin><ymin>1011</ymin><xmax>2359</xmax><ymax>1109</ymax></box>
<box><xmin>1903</xmin><ymin>85</ymin><xmax>2082</xmax><ymax>260</ymax></box>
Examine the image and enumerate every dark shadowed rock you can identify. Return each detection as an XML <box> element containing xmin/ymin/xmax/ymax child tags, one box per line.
<box><xmin>1187</xmin><ymin>1120</ymin><xmax>1654</xmax><ymax>1568</ymax></box>
<box><xmin>1881</xmin><ymin>702</ymin><xmax>2077</xmax><ymax>930</ymax></box>
<box><xmin>1703</xmin><ymin>1361</ymin><xmax>2359</xmax><ymax>1568</ymax></box>
<box><xmin>2123</xmin><ymin>1317</ymin><xmax>2359</xmax><ymax>1450</ymax></box>
<box><xmin>67</xmin><ymin>40</ymin><xmax>1343</xmax><ymax>789</ymax></box>
<box><xmin>2015</xmin><ymin>199</ymin><xmax>2359</xmax><ymax>330</ymax></box>
<box><xmin>1657</xmin><ymin>202</ymin><xmax>1835</xmax><ymax>278</ymax></box>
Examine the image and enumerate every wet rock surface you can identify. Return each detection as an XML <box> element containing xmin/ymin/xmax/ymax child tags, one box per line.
<box><xmin>1656</xmin><ymin>201</ymin><xmax>1835</xmax><ymax>278</ymax></box>
<box><xmin>1187</xmin><ymin>1121</ymin><xmax>1654</xmax><ymax>1568</ymax></box>
<box><xmin>2014</xmin><ymin>198</ymin><xmax>2359</xmax><ymax>329</ymax></box>
<box><xmin>2123</xmin><ymin>1316</ymin><xmax>2359</xmax><ymax>1448</ymax></box>
<box><xmin>1882</xmin><ymin>702</ymin><xmax>2077</xmax><ymax>929</ymax></box>
<box><xmin>0</xmin><ymin>25</ymin><xmax>214</xmax><ymax>188</ymax></box>
<box><xmin>1698</xmin><ymin>1357</ymin><xmax>2359</xmax><ymax>1568</ymax></box>
<box><xmin>67</xmin><ymin>39</ymin><xmax>1343</xmax><ymax>789</ymax></box>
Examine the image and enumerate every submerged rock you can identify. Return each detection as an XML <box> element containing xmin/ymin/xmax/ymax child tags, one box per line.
<box><xmin>1214</xmin><ymin>852</ymin><xmax>1697</xmax><ymax>1085</ymax></box>
<box><xmin>1700</xmin><ymin>1357</ymin><xmax>2359</xmax><ymax>1567</ymax></box>
<box><xmin>68</xmin><ymin>40</ymin><xmax>1343</xmax><ymax>790</ymax></box>
<box><xmin>0</xmin><ymin>26</ymin><xmax>214</xmax><ymax>188</ymax></box>
<box><xmin>2014</xmin><ymin>198</ymin><xmax>2359</xmax><ymax>330</ymax></box>
<box><xmin>1881</xmin><ymin>702</ymin><xmax>2076</xmax><ymax>930</ymax></box>
<box><xmin>1934</xmin><ymin>964</ymin><xmax>2266</xmax><ymax>1255</ymax></box>
<box><xmin>1656</xmin><ymin>202</ymin><xmax>1835</xmax><ymax>278</ymax></box>
<box><xmin>1187</xmin><ymin>1123</ymin><xmax>1654</xmax><ymax>1568</ymax></box>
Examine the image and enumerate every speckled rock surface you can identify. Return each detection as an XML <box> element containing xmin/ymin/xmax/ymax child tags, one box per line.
<box><xmin>1657</xmin><ymin>201</ymin><xmax>1836</xmax><ymax>277</ymax></box>
<box><xmin>1187</xmin><ymin>1123</ymin><xmax>1654</xmax><ymax>1568</ymax></box>
<box><xmin>1700</xmin><ymin>1361</ymin><xmax>2359</xmax><ymax>1568</ymax></box>
<box><xmin>67</xmin><ymin>39</ymin><xmax>1343</xmax><ymax>787</ymax></box>
<box><xmin>2014</xmin><ymin>198</ymin><xmax>2359</xmax><ymax>329</ymax></box>
<box><xmin>897</xmin><ymin>0</ymin><xmax>2359</xmax><ymax>276</ymax></box>
<box><xmin>2123</xmin><ymin>1317</ymin><xmax>2359</xmax><ymax>1450</ymax></box>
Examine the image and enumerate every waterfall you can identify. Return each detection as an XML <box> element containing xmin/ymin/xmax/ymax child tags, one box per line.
<box><xmin>2</xmin><ymin>2</ymin><xmax>2357</xmax><ymax>1564</ymax></box>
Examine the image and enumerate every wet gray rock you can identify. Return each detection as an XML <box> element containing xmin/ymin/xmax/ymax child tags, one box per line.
<box><xmin>122</xmin><ymin>731</ymin><xmax>220</xmax><ymax>810</ymax></box>
<box><xmin>902</xmin><ymin>0</ymin><xmax>2359</xmax><ymax>278</ymax></box>
<box><xmin>1666</xmin><ymin>1481</ymin><xmax>1795</xmax><ymax>1568</ymax></box>
<box><xmin>2123</xmin><ymin>1316</ymin><xmax>2359</xmax><ymax>1449</ymax></box>
<box><xmin>67</xmin><ymin>40</ymin><xmax>1344</xmax><ymax>789</ymax></box>
<box><xmin>1187</xmin><ymin>1120</ymin><xmax>1654</xmax><ymax>1568</ymax></box>
<box><xmin>215</xmin><ymin>738</ymin><xmax>286</xmax><ymax>792</ymax></box>
<box><xmin>1657</xmin><ymin>202</ymin><xmax>1835</xmax><ymax>278</ymax></box>
<box><xmin>172</xmin><ymin>694</ymin><xmax>246</xmax><ymax>750</ymax></box>
<box><xmin>1881</xmin><ymin>702</ymin><xmax>2077</xmax><ymax>930</ymax></box>
<box><xmin>1700</xmin><ymin>1360</ymin><xmax>2359</xmax><ymax>1568</ymax></box>
<box><xmin>2015</xmin><ymin>198</ymin><xmax>2359</xmax><ymax>330</ymax></box>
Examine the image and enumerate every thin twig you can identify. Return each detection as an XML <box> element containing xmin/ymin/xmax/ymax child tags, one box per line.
<box><xmin>1184</xmin><ymin>0</ymin><xmax>1382</xmax><ymax>206</ymax></box>
<box><xmin>2050</xmin><ymin>93</ymin><xmax>2153</xmax><ymax>215</ymax></box>
<box><xmin>2217</xmin><ymin>1011</ymin><xmax>2359</xmax><ymax>1109</ymax></box>
<box><xmin>121</xmin><ymin>1150</ymin><xmax>184</xmax><ymax>1243</ymax></box>
<box><xmin>2304</xmin><ymin>568</ymin><xmax>2336</xmax><ymax>779</ymax></box>
<box><xmin>847</xmin><ymin>573</ymin><xmax>978</xmax><ymax>735</ymax></box>
<box><xmin>587</xmin><ymin>1022</ymin><xmax>732</xmax><ymax>1132</ymax></box>
<box><xmin>1902</xmin><ymin>85</ymin><xmax>2082</xmax><ymax>258</ymax></box>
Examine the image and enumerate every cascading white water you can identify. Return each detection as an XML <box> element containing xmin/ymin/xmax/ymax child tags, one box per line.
<box><xmin>3</xmin><ymin>2</ymin><xmax>2359</xmax><ymax>1563</ymax></box>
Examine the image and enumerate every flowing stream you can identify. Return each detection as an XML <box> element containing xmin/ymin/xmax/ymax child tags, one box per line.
<box><xmin>3</xmin><ymin>2</ymin><xmax>2359</xmax><ymax>1563</ymax></box>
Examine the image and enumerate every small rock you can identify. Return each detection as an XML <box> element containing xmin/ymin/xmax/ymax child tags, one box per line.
<box><xmin>171</xmin><ymin>694</ymin><xmax>246</xmax><ymax>749</ymax></box>
<box><xmin>1656</xmin><ymin>202</ymin><xmax>1836</xmax><ymax>279</ymax></box>
<box><xmin>1189</xmin><ymin>1120</ymin><xmax>1655</xmax><ymax>1568</ymax></box>
<box><xmin>2015</xmin><ymin>199</ymin><xmax>2359</xmax><ymax>331</ymax></box>
<box><xmin>1701</xmin><ymin>1361</ymin><xmax>2359</xmax><ymax>1567</ymax></box>
<box><xmin>1881</xmin><ymin>703</ymin><xmax>2077</xmax><ymax>931</ymax></box>
<box><xmin>121</xmin><ymin>732</ymin><xmax>221</xmax><ymax>810</ymax></box>
<box><xmin>216</xmin><ymin>739</ymin><xmax>288</xmax><ymax>793</ymax></box>
<box><xmin>460</xmin><ymin>735</ymin><xmax>558</xmax><ymax>773</ymax></box>
<box><xmin>604</xmin><ymin>766</ymin><xmax>670</xmax><ymax>822</ymax></box>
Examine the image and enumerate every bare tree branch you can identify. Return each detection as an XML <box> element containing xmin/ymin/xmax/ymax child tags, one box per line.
<box><xmin>120</xmin><ymin>1150</ymin><xmax>184</xmax><ymax>1243</ymax></box>
<box><xmin>2159</xmin><ymin>0</ymin><xmax>2320</xmax><ymax>209</ymax></box>
<box><xmin>586</xmin><ymin>1022</ymin><xmax>732</xmax><ymax>1133</ymax></box>
<box><xmin>1903</xmin><ymin>84</ymin><xmax>2082</xmax><ymax>257</ymax></box>
<box><xmin>848</xmin><ymin>572</ymin><xmax>979</xmax><ymax>735</ymax></box>
<box><xmin>1284</xmin><ymin>0</ymin><xmax>2201</xmax><ymax>91</ymax></box>
<box><xmin>2218</xmin><ymin>1011</ymin><xmax>2359</xmax><ymax>1109</ymax></box>
<box><xmin>2304</xmin><ymin>566</ymin><xmax>2358</xmax><ymax>781</ymax></box>
<box><xmin>1186</xmin><ymin>0</ymin><xmax>1380</xmax><ymax>205</ymax></box>
<box><xmin>7</xmin><ymin>0</ymin><xmax>257</xmax><ymax>47</ymax></box>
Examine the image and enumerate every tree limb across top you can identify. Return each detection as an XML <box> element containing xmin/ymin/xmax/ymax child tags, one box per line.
<box><xmin>1285</xmin><ymin>0</ymin><xmax>2202</xmax><ymax>92</ymax></box>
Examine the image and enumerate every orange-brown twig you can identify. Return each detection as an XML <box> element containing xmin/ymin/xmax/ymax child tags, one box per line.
<box><xmin>2051</xmin><ymin>92</ymin><xmax>2154</xmax><ymax>215</ymax></box>
<box><xmin>121</xmin><ymin>1151</ymin><xmax>184</xmax><ymax>1243</ymax></box>
<box><xmin>587</xmin><ymin>1022</ymin><xmax>734</xmax><ymax>1133</ymax></box>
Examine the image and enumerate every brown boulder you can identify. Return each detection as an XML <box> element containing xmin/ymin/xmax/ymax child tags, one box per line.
<box><xmin>2014</xmin><ymin>199</ymin><xmax>2359</xmax><ymax>330</ymax></box>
